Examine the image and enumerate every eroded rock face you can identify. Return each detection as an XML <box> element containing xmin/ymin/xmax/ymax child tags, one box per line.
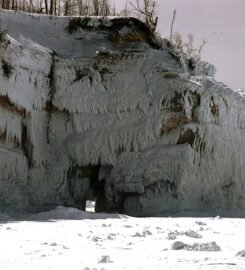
<box><xmin>0</xmin><ymin>10</ymin><xmax>245</xmax><ymax>216</ymax></box>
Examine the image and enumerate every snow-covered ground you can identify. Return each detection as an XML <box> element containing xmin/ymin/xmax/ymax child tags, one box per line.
<box><xmin>1</xmin><ymin>206</ymin><xmax>245</xmax><ymax>270</ymax></box>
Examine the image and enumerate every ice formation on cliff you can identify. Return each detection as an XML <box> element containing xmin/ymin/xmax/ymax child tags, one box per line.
<box><xmin>0</xmin><ymin>10</ymin><xmax>245</xmax><ymax>216</ymax></box>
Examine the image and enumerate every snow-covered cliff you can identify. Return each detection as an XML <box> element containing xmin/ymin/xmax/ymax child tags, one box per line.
<box><xmin>0</xmin><ymin>10</ymin><xmax>245</xmax><ymax>216</ymax></box>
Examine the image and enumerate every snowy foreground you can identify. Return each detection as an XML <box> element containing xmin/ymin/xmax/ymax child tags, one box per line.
<box><xmin>1</xmin><ymin>206</ymin><xmax>245</xmax><ymax>270</ymax></box>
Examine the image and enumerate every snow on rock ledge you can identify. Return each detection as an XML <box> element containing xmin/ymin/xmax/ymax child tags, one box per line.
<box><xmin>0</xmin><ymin>10</ymin><xmax>244</xmax><ymax>216</ymax></box>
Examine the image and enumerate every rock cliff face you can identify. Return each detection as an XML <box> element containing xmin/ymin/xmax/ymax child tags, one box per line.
<box><xmin>0</xmin><ymin>10</ymin><xmax>245</xmax><ymax>216</ymax></box>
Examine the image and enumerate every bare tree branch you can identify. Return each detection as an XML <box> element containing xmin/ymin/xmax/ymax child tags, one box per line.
<box><xmin>170</xmin><ymin>9</ymin><xmax>176</xmax><ymax>41</ymax></box>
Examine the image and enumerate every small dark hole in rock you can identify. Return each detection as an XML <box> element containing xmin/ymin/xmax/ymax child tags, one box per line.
<box><xmin>177</xmin><ymin>129</ymin><xmax>195</xmax><ymax>146</ymax></box>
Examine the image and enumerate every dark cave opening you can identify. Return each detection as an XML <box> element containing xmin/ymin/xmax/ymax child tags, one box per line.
<box><xmin>177</xmin><ymin>129</ymin><xmax>196</xmax><ymax>147</ymax></box>
<box><xmin>67</xmin><ymin>165</ymin><xmax>112</xmax><ymax>213</ymax></box>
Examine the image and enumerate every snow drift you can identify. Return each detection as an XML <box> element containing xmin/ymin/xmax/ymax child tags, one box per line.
<box><xmin>0</xmin><ymin>10</ymin><xmax>245</xmax><ymax>216</ymax></box>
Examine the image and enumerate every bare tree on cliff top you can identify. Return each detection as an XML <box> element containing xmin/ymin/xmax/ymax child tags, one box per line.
<box><xmin>0</xmin><ymin>0</ymin><xmax>158</xmax><ymax>28</ymax></box>
<box><xmin>130</xmin><ymin>0</ymin><xmax>158</xmax><ymax>32</ymax></box>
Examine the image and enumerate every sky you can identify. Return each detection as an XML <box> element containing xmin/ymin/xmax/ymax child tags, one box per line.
<box><xmin>115</xmin><ymin>0</ymin><xmax>245</xmax><ymax>90</ymax></box>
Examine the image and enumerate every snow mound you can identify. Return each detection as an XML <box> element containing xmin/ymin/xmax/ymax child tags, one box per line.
<box><xmin>0</xmin><ymin>212</ymin><xmax>13</xmax><ymax>221</ymax></box>
<box><xmin>27</xmin><ymin>206</ymin><xmax>128</xmax><ymax>220</ymax></box>
<box><xmin>27</xmin><ymin>206</ymin><xmax>85</xmax><ymax>220</ymax></box>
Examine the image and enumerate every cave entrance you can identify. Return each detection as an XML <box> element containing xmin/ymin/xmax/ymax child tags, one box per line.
<box><xmin>67</xmin><ymin>165</ymin><xmax>112</xmax><ymax>213</ymax></box>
